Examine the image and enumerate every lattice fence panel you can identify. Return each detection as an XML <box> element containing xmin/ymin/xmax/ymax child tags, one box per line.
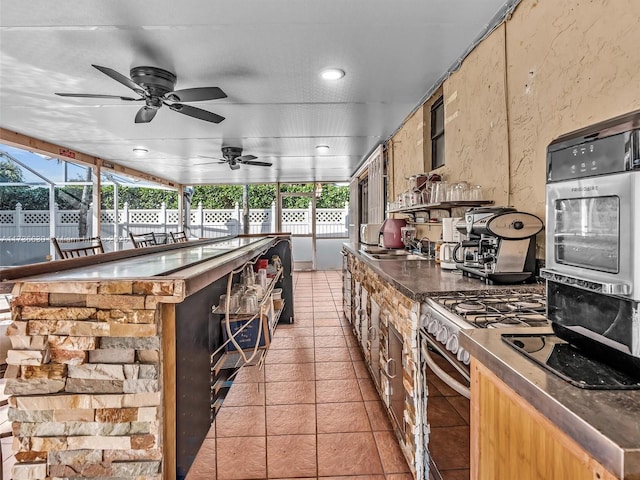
<box><xmin>167</xmin><ymin>212</ymin><xmax>180</xmax><ymax>223</ymax></box>
<box><xmin>0</xmin><ymin>213</ymin><xmax>15</xmax><ymax>224</ymax></box>
<box><xmin>249</xmin><ymin>211</ymin><xmax>270</xmax><ymax>223</ymax></box>
<box><xmin>23</xmin><ymin>212</ymin><xmax>50</xmax><ymax>224</ymax></box>
<box><xmin>204</xmin><ymin>211</ymin><xmax>233</xmax><ymax>223</ymax></box>
<box><xmin>130</xmin><ymin>211</ymin><xmax>160</xmax><ymax>224</ymax></box>
<box><xmin>59</xmin><ymin>212</ymin><xmax>79</xmax><ymax>224</ymax></box>
<box><xmin>101</xmin><ymin>212</ymin><xmax>115</xmax><ymax>223</ymax></box>
<box><xmin>316</xmin><ymin>210</ymin><xmax>345</xmax><ymax>223</ymax></box>
<box><xmin>282</xmin><ymin>210</ymin><xmax>308</xmax><ymax>223</ymax></box>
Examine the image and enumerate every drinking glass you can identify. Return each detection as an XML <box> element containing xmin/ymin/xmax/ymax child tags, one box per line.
<box><xmin>430</xmin><ymin>181</ymin><xmax>447</xmax><ymax>203</ymax></box>
<box><xmin>257</xmin><ymin>268</ymin><xmax>267</xmax><ymax>288</ymax></box>
<box><xmin>468</xmin><ymin>185</ymin><xmax>483</xmax><ymax>201</ymax></box>
<box><xmin>452</xmin><ymin>182</ymin><xmax>469</xmax><ymax>201</ymax></box>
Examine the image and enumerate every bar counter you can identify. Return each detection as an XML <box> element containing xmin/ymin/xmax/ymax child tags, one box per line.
<box><xmin>0</xmin><ymin>235</ymin><xmax>293</xmax><ymax>480</ymax></box>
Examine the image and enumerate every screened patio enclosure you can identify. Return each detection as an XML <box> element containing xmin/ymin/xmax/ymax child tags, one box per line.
<box><xmin>0</xmin><ymin>144</ymin><xmax>349</xmax><ymax>269</ymax></box>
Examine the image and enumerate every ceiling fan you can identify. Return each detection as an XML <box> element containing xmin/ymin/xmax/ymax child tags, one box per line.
<box><xmin>196</xmin><ymin>146</ymin><xmax>272</xmax><ymax>170</ymax></box>
<box><xmin>55</xmin><ymin>64</ymin><xmax>226</xmax><ymax>124</ymax></box>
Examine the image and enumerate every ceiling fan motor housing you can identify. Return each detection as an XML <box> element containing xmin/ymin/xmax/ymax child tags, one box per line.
<box><xmin>222</xmin><ymin>146</ymin><xmax>244</xmax><ymax>160</ymax></box>
<box><xmin>130</xmin><ymin>66</ymin><xmax>176</xmax><ymax>97</ymax></box>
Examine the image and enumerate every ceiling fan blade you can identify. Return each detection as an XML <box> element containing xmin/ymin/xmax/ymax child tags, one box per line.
<box><xmin>135</xmin><ymin>106</ymin><xmax>158</xmax><ymax>123</ymax></box>
<box><xmin>55</xmin><ymin>93</ymin><xmax>141</xmax><ymax>101</ymax></box>
<box><xmin>92</xmin><ymin>64</ymin><xmax>146</xmax><ymax>95</ymax></box>
<box><xmin>236</xmin><ymin>155</ymin><xmax>258</xmax><ymax>162</ymax></box>
<box><xmin>192</xmin><ymin>162</ymin><xmax>226</xmax><ymax>166</ymax></box>
<box><xmin>166</xmin><ymin>87</ymin><xmax>227</xmax><ymax>102</ymax></box>
<box><xmin>241</xmin><ymin>160</ymin><xmax>273</xmax><ymax>167</ymax></box>
<box><xmin>169</xmin><ymin>103</ymin><xmax>225</xmax><ymax>123</ymax></box>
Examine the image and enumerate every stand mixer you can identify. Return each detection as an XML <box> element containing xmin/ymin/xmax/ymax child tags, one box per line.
<box><xmin>453</xmin><ymin>207</ymin><xmax>543</xmax><ymax>284</ymax></box>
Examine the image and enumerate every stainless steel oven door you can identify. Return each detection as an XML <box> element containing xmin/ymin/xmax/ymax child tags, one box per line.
<box><xmin>420</xmin><ymin>334</ymin><xmax>470</xmax><ymax>399</ymax></box>
<box><xmin>545</xmin><ymin>171</ymin><xmax>640</xmax><ymax>300</ymax></box>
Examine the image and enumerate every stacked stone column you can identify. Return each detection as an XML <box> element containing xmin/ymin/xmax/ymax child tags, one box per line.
<box><xmin>5</xmin><ymin>279</ymin><xmax>184</xmax><ymax>480</ymax></box>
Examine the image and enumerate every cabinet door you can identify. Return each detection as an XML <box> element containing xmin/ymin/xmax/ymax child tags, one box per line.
<box><xmin>369</xmin><ymin>299</ymin><xmax>381</xmax><ymax>390</ymax></box>
<box><xmin>471</xmin><ymin>360</ymin><xmax>618</xmax><ymax>480</ymax></box>
<box><xmin>388</xmin><ymin>322</ymin><xmax>405</xmax><ymax>434</ymax></box>
<box><xmin>359</xmin><ymin>287</ymin><xmax>369</xmax><ymax>350</ymax></box>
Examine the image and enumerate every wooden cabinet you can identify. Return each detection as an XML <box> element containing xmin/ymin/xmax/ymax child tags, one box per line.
<box><xmin>470</xmin><ymin>359</ymin><xmax>618</xmax><ymax>480</ymax></box>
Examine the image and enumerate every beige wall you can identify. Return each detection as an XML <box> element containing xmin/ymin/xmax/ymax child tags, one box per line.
<box><xmin>387</xmin><ymin>0</ymin><xmax>640</xmax><ymax>255</ymax></box>
<box><xmin>442</xmin><ymin>24</ymin><xmax>509</xmax><ymax>207</ymax></box>
<box><xmin>389</xmin><ymin>106</ymin><xmax>426</xmax><ymax>201</ymax></box>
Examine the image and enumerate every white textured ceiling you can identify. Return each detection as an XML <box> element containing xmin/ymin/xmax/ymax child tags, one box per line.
<box><xmin>0</xmin><ymin>0</ymin><xmax>511</xmax><ymax>186</ymax></box>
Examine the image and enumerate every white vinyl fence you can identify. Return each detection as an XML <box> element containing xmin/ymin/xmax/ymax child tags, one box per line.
<box><xmin>0</xmin><ymin>202</ymin><xmax>349</xmax><ymax>266</ymax></box>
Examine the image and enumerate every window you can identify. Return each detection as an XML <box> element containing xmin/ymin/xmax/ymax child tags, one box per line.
<box><xmin>358</xmin><ymin>175</ymin><xmax>369</xmax><ymax>224</ymax></box>
<box><xmin>431</xmin><ymin>97</ymin><xmax>445</xmax><ymax>169</ymax></box>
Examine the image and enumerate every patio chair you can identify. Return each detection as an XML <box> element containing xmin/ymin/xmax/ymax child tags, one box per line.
<box><xmin>170</xmin><ymin>231</ymin><xmax>189</xmax><ymax>243</ymax></box>
<box><xmin>129</xmin><ymin>232</ymin><xmax>159</xmax><ymax>248</ymax></box>
<box><xmin>52</xmin><ymin>237</ymin><xmax>105</xmax><ymax>260</ymax></box>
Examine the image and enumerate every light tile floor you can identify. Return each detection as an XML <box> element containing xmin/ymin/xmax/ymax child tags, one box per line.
<box><xmin>187</xmin><ymin>271</ymin><xmax>412</xmax><ymax>480</ymax></box>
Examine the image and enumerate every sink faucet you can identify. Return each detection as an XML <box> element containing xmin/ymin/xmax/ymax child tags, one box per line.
<box><xmin>417</xmin><ymin>237</ymin><xmax>433</xmax><ymax>258</ymax></box>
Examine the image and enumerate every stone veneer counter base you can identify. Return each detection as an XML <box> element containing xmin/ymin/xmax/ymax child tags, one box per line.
<box><xmin>1</xmin><ymin>236</ymin><xmax>285</xmax><ymax>480</ymax></box>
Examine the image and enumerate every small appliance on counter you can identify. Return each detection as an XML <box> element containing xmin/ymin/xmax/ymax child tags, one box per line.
<box><xmin>440</xmin><ymin>217</ymin><xmax>463</xmax><ymax>270</ymax></box>
<box><xmin>378</xmin><ymin>218</ymin><xmax>407</xmax><ymax>249</ymax></box>
<box><xmin>359</xmin><ymin>223</ymin><xmax>382</xmax><ymax>245</ymax></box>
<box><xmin>536</xmin><ymin>110</ymin><xmax>640</xmax><ymax>382</ymax></box>
<box><xmin>453</xmin><ymin>206</ymin><xmax>543</xmax><ymax>284</ymax></box>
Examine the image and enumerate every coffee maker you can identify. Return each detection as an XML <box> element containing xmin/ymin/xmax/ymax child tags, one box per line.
<box><xmin>454</xmin><ymin>206</ymin><xmax>543</xmax><ymax>284</ymax></box>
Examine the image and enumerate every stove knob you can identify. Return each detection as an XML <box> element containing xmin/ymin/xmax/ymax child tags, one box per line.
<box><xmin>446</xmin><ymin>334</ymin><xmax>459</xmax><ymax>354</ymax></box>
<box><xmin>457</xmin><ymin>348</ymin><xmax>470</xmax><ymax>365</ymax></box>
<box><xmin>427</xmin><ymin>318</ymin><xmax>440</xmax><ymax>335</ymax></box>
<box><xmin>436</xmin><ymin>325</ymin><xmax>449</xmax><ymax>343</ymax></box>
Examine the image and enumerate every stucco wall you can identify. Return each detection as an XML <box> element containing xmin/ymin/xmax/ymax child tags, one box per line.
<box><xmin>390</xmin><ymin>106</ymin><xmax>426</xmax><ymax>201</ymax></box>
<box><xmin>442</xmin><ymin>24</ymin><xmax>509</xmax><ymax>207</ymax></box>
<box><xmin>387</xmin><ymin>0</ymin><xmax>640</xmax><ymax>256</ymax></box>
<box><xmin>505</xmin><ymin>0</ymin><xmax>640</xmax><ymax>217</ymax></box>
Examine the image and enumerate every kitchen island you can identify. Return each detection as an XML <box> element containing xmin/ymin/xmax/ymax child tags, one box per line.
<box><xmin>342</xmin><ymin>243</ymin><xmax>545</xmax><ymax>480</ymax></box>
<box><xmin>0</xmin><ymin>235</ymin><xmax>293</xmax><ymax>480</ymax></box>
<box><xmin>342</xmin><ymin>243</ymin><xmax>640</xmax><ymax>480</ymax></box>
<box><xmin>460</xmin><ymin>327</ymin><xmax>640</xmax><ymax>480</ymax></box>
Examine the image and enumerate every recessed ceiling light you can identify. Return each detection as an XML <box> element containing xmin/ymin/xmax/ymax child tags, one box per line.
<box><xmin>320</xmin><ymin>68</ymin><xmax>345</xmax><ymax>80</ymax></box>
<box><xmin>133</xmin><ymin>147</ymin><xmax>148</xmax><ymax>154</ymax></box>
<box><xmin>315</xmin><ymin>145</ymin><xmax>330</xmax><ymax>154</ymax></box>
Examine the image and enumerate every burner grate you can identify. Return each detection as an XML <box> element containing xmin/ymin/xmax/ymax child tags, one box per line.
<box><xmin>433</xmin><ymin>290</ymin><xmax>547</xmax><ymax>329</ymax></box>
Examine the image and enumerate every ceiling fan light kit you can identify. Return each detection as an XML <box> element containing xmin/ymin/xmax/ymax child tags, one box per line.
<box><xmin>56</xmin><ymin>64</ymin><xmax>226</xmax><ymax>124</ymax></box>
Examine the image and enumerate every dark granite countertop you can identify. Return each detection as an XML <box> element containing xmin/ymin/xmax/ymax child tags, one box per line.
<box><xmin>460</xmin><ymin>327</ymin><xmax>640</xmax><ymax>479</ymax></box>
<box><xmin>343</xmin><ymin>242</ymin><xmax>544</xmax><ymax>302</ymax></box>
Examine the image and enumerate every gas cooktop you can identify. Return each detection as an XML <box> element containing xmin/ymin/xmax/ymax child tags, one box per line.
<box><xmin>430</xmin><ymin>290</ymin><xmax>548</xmax><ymax>329</ymax></box>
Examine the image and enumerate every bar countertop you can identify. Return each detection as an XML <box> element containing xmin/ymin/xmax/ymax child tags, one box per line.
<box><xmin>460</xmin><ymin>327</ymin><xmax>640</xmax><ymax>479</ymax></box>
<box><xmin>343</xmin><ymin>242</ymin><xmax>544</xmax><ymax>301</ymax></box>
<box><xmin>1</xmin><ymin>236</ymin><xmax>280</xmax><ymax>297</ymax></box>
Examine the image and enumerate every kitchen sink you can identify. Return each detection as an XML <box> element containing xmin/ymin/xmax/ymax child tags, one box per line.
<box><xmin>360</xmin><ymin>247</ymin><xmax>429</xmax><ymax>261</ymax></box>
